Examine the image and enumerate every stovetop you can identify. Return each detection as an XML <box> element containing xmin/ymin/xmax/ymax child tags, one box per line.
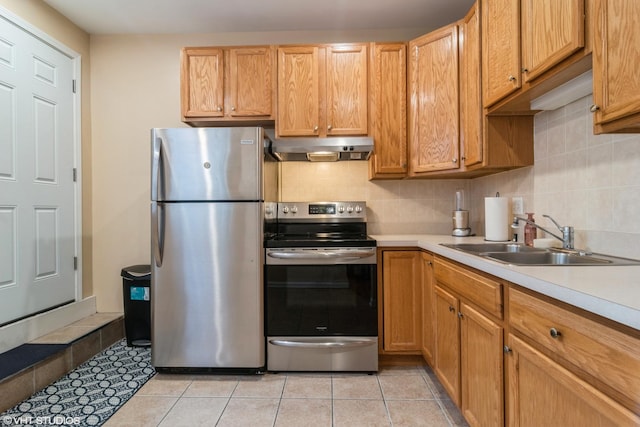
<box><xmin>264</xmin><ymin>201</ymin><xmax>376</xmax><ymax>248</ymax></box>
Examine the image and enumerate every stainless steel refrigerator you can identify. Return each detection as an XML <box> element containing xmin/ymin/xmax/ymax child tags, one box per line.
<box><xmin>150</xmin><ymin>127</ymin><xmax>278</xmax><ymax>372</ymax></box>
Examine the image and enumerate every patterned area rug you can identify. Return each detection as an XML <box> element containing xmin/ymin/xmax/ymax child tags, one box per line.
<box><xmin>1</xmin><ymin>339</ymin><xmax>155</xmax><ymax>426</ymax></box>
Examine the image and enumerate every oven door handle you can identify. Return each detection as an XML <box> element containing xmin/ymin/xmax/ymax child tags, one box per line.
<box><xmin>267</xmin><ymin>249</ymin><xmax>374</xmax><ymax>260</ymax></box>
<box><xmin>269</xmin><ymin>339</ymin><xmax>374</xmax><ymax>349</ymax></box>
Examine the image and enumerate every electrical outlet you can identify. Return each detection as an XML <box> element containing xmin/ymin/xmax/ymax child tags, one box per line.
<box><xmin>512</xmin><ymin>197</ymin><xmax>524</xmax><ymax>215</ymax></box>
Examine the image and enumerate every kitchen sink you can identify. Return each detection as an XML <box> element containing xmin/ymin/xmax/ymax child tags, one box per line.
<box><xmin>485</xmin><ymin>251</ymin><xmax>613</xmax><ymax>265</ymax></box>
<box><xmin>440</xmin><ymin>243</ymin><xmax>640</xmax><ymax>266</ymax></box>
<box><xmin>440</xmin><ymin>242</ymin><xmax>546</xmax><ymax>254</ymax></box>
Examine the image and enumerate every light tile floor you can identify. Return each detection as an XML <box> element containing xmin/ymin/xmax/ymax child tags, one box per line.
<box><xmin>105</xmin><ymin>363</ymin><xmax>469</xmax><ymax>427</ymax></box>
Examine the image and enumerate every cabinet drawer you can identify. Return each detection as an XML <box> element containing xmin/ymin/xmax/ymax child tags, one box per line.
<box><xmin>434</xmin><ymin>257</ymin><xmax>503</xmax><ymax>318</ymax></box>
<box><xmin>509</xmin><ymin>287</ymin><xmax>640</xmax><ymax>409</ymax></box>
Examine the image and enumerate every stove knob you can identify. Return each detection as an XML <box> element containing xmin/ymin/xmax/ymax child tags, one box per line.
<box><xmin>282</xmin><ymin>206</ymin><xmax>289</xmax><ymax>214</ymax></box>
<box><xmin>347</xmin><ymin>206</ymin><xmax>354</xmax><ymax>213</ymax></box>
<box><xmin>291</xmin><ymin>206</ymin><xmax>298</xmax><ymax>214</ymax></box>
<box><xmin>355</xmin><ymin>205</ymin><xmax>363</xmax><ymax>213</ymax></box>
<box><xmin>338</xmin><ymin>205</ymin><xmax>345</xmax><ymax>213</ymax></box>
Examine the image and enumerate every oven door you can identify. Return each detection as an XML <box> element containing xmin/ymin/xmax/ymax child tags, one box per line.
<box><xmin>265</xmin><ymin>248</ymin><xmax>377</xmax><ymax>337</ymax></box>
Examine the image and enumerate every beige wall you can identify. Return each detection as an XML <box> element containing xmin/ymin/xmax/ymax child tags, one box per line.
<box><xmin>0</xmin><ymin>0</ymin><xmax>93</xmax><ymax>297</ymax></box>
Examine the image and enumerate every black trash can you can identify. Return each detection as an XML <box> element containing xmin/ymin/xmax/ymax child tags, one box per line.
<box><xmin>121</xmin><ymin>265</ymin><xmax>151</xmax><ymax>347</ymax></box>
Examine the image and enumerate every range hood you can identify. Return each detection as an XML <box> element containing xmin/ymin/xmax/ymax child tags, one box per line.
<box><xmin>265</xmin><ymin>129</ymin><xmax>374</xmax><ymax>162</ymax></box>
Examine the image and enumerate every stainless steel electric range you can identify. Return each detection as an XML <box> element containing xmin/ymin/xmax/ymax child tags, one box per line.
<box><xmin>264</xmin><ymin>201</ymin><xmax>378</xmax><ymax>372</ymax></box>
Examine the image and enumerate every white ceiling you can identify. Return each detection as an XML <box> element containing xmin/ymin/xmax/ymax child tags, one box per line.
<box><xmin>42</xmin><ymin>0</ymin><xmax>475</xmax><ymax>35</ymax></box>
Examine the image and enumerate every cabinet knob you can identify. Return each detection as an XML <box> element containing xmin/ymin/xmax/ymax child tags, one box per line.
<box><xmin>216</xmin><ymin>106</ymin><xmax>222</xmax><ymax>112</ymax></box>
<box><xmin>457</xmin><ymin>312</ymin><xmax>464</xmax><ymax>319</ymax></box>
<box><xmin>452</xmin><ymin>158</ymin><xmax>458</xmax><ymax>163</ymax></box>
<box><xmin>590</xmin><ymin>104</ymin><xmax>600</xmax><ymax>113</ymax></box>
<box><xmin>508</xmin><ymin>75</ymin><xmax>517</xmax><ymax>82</ymax></box>
<box><xmin>549</xmin><ymin>327</ymin><xmax>562</xmax><ymax>339</ymax></box>
<box><xmin>327</xmin><ymin>125</ymin><xmax>332</xmax><ymax>131</ymax></box>
<box><xmin>313</xmin><ymin>125</ymin><xmax>319</xmax><ymax>132</ymax></box>
<box><xmin>231</xmin><ymin>106</ymin><xmax>236</xmax><ymax>111</ymax></box>
<box><xmin>503</xmin><ymin>345</ymin><xmax>512</xmax><ymax>354</ymax></box>
<box><xmin>522</xmin><ymin>68</ymin><xmax>529</xmax><ymax>73</ymax></box>
<box><xmin>448</xmin><ymin>306</ymin><xmax>455</xmax><ymax>312</ymax></box>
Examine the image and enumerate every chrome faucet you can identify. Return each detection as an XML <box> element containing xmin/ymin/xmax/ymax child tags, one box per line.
<box><xmin>511</xmin><ymin>214</ymin><xmax>574</xmax><ymax>249</ymax></box>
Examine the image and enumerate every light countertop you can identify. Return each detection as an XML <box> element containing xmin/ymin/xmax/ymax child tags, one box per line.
<box><xmin>372</xmin><ymin>234</ymin><xmax>640</xmax><ymax>331</ymax></box>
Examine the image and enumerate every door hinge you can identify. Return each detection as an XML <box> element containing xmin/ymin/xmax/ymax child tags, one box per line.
<box><xmin>72</xmin><ymin>79</ymin><xmax>77</xmax><ymax>93</ymax></box>
<box><xmin>73</xmin><ymin>168</ymin><xmax>77</xmax><ymax>182</ymax></box>
<box><xmin>73</xmin><ymin>256</ymin><xmax>78</xmax><ymax>270</ymax></box>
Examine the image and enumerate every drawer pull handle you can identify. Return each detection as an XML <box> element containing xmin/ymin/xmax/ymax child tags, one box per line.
<box><xmin>549</xmin><ymin>328</ymin><xmax>562</xmax><ymax>339</ymax></box>
<box><xmin>503</xmin><ymin>345</ymin><xmax>512</xmax><ymax>354</ymax></box>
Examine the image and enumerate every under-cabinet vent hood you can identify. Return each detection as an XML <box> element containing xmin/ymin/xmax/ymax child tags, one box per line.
<box><xmin>265</xmin><ymin>129</ymin><xmax>374</xmax><ymax>162</ymax></box>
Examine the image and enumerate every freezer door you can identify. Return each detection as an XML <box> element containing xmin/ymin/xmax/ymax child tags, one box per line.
<box><xmin>151</xmin><ymin>201</ymin><xmax>264</xmax><ymax>369</ymax></box>
<box><xmin>151</xmin><ymin>127</ymin><xmax>264</xmax><ymax>201</ymax></box>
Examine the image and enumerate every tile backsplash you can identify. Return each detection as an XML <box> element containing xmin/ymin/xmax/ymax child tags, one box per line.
<box><xmin>280</xmin><ymin>95</ymin><xmax>640</xmax><ymax>259</ymax></box>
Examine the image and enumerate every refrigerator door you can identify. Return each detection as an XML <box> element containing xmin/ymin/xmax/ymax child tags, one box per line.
<box><xmin>151</xmin><ymin>127</ymin><xmax>264</xmax><ymax>202</ymax></box>
<box><xmin>151</xmin><ymin>201</ymin><xmax>264</xmax><ymax>369</ymax></box>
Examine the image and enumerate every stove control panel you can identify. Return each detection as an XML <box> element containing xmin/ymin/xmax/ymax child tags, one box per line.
<box><xmin>277</xmin><ymin>201</ymin><xmax>367</xmax><ymax>220</ymax></box>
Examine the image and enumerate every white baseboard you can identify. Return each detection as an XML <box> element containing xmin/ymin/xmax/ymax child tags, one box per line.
<box><xmin>0</xmin><ymin>297</ymin><xmax>97</xmax><ymax>354</ymax></box>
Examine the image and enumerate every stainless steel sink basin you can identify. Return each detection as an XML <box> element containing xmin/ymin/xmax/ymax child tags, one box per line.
<box><xmin>440</xmin><ymin>243</ymin><xmax>640</xmax><ymax>266</ymax></box>
<box><xmin>440</xmin><ymin>243</ymin><xmax>546</xmax><ymax>254</ymax></box>
<box><xmin>485</xmin><ymin>251</ymin><xmax>613</xmax><ymax>265</ymax></box>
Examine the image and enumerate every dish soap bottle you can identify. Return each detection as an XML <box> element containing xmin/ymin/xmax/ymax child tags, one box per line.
<box><xmin>524</xmin><ymin>213</ymin><xmax>537</xmax><ymax>246</ymax></box>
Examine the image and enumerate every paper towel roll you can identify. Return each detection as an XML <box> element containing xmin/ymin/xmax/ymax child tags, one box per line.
<box><xmin>485</xmin><ymin>197</ymin><xmax>509</xmax><ymax>241</ymax></box>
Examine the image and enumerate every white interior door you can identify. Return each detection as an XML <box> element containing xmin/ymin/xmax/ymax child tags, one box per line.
<box><xmin>0</xmin><ymin>14</ymin><xmax>78</xmax><ymax>325</ymax></box>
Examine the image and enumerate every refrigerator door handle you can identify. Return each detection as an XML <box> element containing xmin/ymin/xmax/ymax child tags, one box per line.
<box><xmin>151</xmin><ymin>135</ymin><xmax>162</xmax><ymax>200</ymax></box>
<box><xmin>151</xmin><ymin>202</ymin><xmax>164</xmax><ymax>267</ymax></box>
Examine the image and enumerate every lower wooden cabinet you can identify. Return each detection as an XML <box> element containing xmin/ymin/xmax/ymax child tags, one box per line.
<box><xmin>506</xmin><ymin>334</ymin><xmax>640</xmax><ymax>426</ymax></box>
<box><xmin>434</xmin><ymin>258</ymin><xmax>505</xmax><ymax>427</ymax></box>
<box><xmin>434</xmin><ymin>286</ymin><xmax>461</xmax><ymax>405</ymax></box>
<box><xmin>380</xmin><ymin>250</ymin><xmax>422</xmax><ymax>353</ymax></box>
<box><xmin>460</xmin><ymin>302</ymin><xmax>503</xmax><ymax>427</ymax></box>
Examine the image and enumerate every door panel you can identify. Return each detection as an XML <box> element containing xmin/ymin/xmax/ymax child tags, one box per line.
<box><xmin>152</xmin><ymin>127</ymin><xmax>263</xmax><ymax>202</ymax></box>
<box><xmin>151</xmin><ymin>201</ymin><xmax>264</xmax><ymax>368</ymax></box>
<box><xmin>0</xmin><ymin>15</ymin><xmax>77</xmax><ymax>325</ymax></box>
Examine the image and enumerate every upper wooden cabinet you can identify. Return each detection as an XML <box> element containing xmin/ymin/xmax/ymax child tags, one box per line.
<box><xmin>368</xmin><ymin>43</ymin><xmax>408</xmax><ymax>179</ymax></box>
<box><xmin>482</xmin><ymin>0</ymin><xmax>520</xmax><ymax>108</ymax></box>
<box><xmin>483</xmin><ymin>0</ymin><xmax>591</xmax><ymax>112</ymax></box>
<box><xmin>406</xmin><ymin>2</ymin><xmax>533</xmax><ymax>179</ymax></box>
<box><xmin>408</xmin><ymin>24</ymin><xmax>460</xmax><ymax>176</ymax></box>
<box><xmin>592</xmin><ymin>0</ymin><xmax>640</xmax><ymax>133</ymax></box>
<box><xmin>180</xmin><ymin>46</ymin><xmax>276</xmax><ymax>123</ymax></box>
<box><xmin>520</xmin><ymin>0</ymin><xmax>585</xmax><ymax>82</ymax></box>
<box><xmin>459</xmin><ymin>2</ymin><xmax>483</xmax><ymax>169</ymax></box>
<box><xmin>277</xmin><ymin>44</ymin><xmax>368</xmax><ymax>137</ymax></box>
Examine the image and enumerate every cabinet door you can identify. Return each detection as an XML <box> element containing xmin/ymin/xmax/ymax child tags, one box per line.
<box><xmin>421</xmin><ymin>252</ymin><xmax>435</xmax><ymax>365</ymax></box>
<box><xmin>277</xmin><ymin>46</ymin><xmax>320</xmax><ymax>136</ymax></box>
<box><xmin>592</xmin><ymin>0</ymin><xmax>640</xmax><ymax>130</ymax></box>
<box><xmin>181</xmin><ymin>47</ymin><xmax>225</xmax><ymax>118</ymax></box>
<box><xmin>521</xmin><ymin>0</ymin><xmax>584</xmax><ymax>82</ymax></box>
<box><xmin>326</xmin><ymin>44</ymin><xmax>368</xmax><ymax>136</ymax></box>
<box><xmin>409</xmin><ymin>24</ymin><xmax>460</xmax><ymax>175</ymax></box>
<box><xmin>459</xmin><ymin>2</ymin><xmax>483</xmax><ymax>168</ymax></box>
<box><xmin>507</xmin><ymin>335</ymin><xmax>640</xmax><ymax>427</ymax></box>
<box><xmin>369</xmin><ymin>43</ymin><xmax>407</xmax><ymax>178</ymax></box>
<box><xmin>460</xmin><ymin>302</ymin><xmax>504</xmax><ymax>427</ymax></box>
<box><xmin>228</xmin><ymin>46</ymin><xmax>274</xmax><ymax>118</ymax></box>
<box><xmin>482</xmin><ymin>0</ymin><xmax>520</xmax><ymax>107</ymax></box>
<box><xmin>382</xmin><ymin>251</ymin><xmax>422</xmax><ymax>352</ymax></box>
<box><xmin>434</xmin><ymin>285</ymin><xmax>460</xmax><ymax>405</ymax></box>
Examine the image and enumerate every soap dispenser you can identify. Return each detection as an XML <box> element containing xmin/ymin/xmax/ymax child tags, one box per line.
<box><xmin>524</xmin><ymin>213</ymin><xmax>537</xmax><ymax>246</ymax></box>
